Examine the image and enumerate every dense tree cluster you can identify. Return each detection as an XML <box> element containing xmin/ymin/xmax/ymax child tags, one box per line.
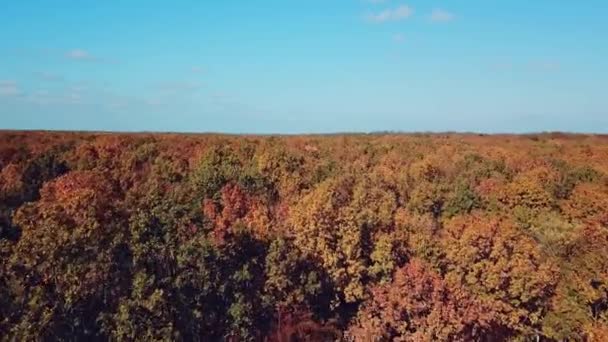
<box><xmin>1</xmin><ymin>131</ymin><xmax>607</xmax><ymax>341</ymax></box>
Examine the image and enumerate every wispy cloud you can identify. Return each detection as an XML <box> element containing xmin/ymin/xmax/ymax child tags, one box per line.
<box><xmin>9</xmin><ymin>48</ymin><xmax>116</xmax><ymax>63</ymax></box>
<box><xmin>64</xmin><ymin>49</ymin><xmax>118</xmax><ymax>63</ymax></box>
<box><xmin>365</xmin><ymin>0</ymin><xmax>388</xmax><ymax>4</ymax></box>
<box><xmin>66</xmin><ymin>49</ymin><xmax>96</xmax><ymax>61</ymax></box>
<box><xmin>24</xmin><ymin>87</ymin><xmax>84</xmax><ymax>105</ymax></box>
<box><xmin>491</xmin><ymin>60</ymin><xmax>561</xmax><ymax>72</ymax></box>
<box><xmin>367</xmin><ymin>5</ymin><xmax>413</xmax><ymax>23</ymax></box>
<box><xmin>191</xmin><ymin>66</ymin><xmax>205</xmax><ymax>74</ymax></box>
<box><xmin>393</xmin><ymin>33</ymin><xmax>405</xmax><ymax>43</ymax></box>
<box><xmin>158</xmin><ymin>81</ymin><xmax>203</xmax><ymax>93</ymax></box>
<box><xmin>0</xmin><ymin>80</ymin><xmax>21</xmax><ymax>97</ymax></box>
<box><xmin>429</xmin><ymin>8</ymin><xmax>455</xmax><ymax>22</ymax></box>
<box><xmin>532</xmin><ymin>60</ymin><xmax>561</xmax><ymax>71</ymax></box>
<box><xmin>491</xmin><ymin>61</ymin><xmax>515</xmax><ymax>71</ymax></box>
<box><xmin>105</xmin><ymin>100</ymin><xmax>130</xmax><ymax>110</ymax></box>
<box><xmin>144</xmin><ymin>98</ymin><xmax>165</xmax><ymax>107</ymax></box>
<box><xmin>35</xmin><ymin>71</ymin><xmax>64</xmax><ymax>82</ymax></box>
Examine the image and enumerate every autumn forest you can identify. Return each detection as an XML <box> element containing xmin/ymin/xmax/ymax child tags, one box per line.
<box><xmin>1</xmin><ymin>131</ymin><xmax>608</xmax><ymax>341</ymax></box>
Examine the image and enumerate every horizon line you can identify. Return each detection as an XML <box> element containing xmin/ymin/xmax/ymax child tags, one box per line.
<box><xmin>2</xmin><ymin>128</ymin><xmax>608</xmax><ymax>137</ymax></box>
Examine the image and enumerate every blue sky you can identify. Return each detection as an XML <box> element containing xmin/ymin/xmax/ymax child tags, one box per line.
<box><xmin>1</xmin><ymin>1</ymin><xmax>607</xmax><ymax>133</ymax></box>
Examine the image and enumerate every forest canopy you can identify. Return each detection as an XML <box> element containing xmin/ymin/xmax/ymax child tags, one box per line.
<box><xmin>1</xmin><ymin>131</ymin><xmax>608</xmax><ymax>341</ymax></box>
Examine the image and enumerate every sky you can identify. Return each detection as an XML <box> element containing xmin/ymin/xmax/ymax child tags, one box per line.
<box><xmin>1</xmin><ymin>0</ymin><xmax>607</xmax><ymax>134</ymax></box>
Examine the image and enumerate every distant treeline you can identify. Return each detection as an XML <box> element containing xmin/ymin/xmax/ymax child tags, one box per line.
<box><xmin>1</xmin><ymin>132</ymin><xmax>607</xmax><ymax>341</ymax></box>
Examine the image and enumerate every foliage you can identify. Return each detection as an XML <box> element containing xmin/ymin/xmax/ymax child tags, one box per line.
<box><xmin>1</xmin><ymin>132</ymin><xmax>607</xmax><ymax>340</ymax></box>
<box><xmin>347</xmin><ymin>258</ymin><xmax>495</xmax><ymax>341</ymax></box>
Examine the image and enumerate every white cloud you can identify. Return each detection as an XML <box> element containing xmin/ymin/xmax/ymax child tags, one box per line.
<box><xmin>68</xmin><ymin>92</ymin><xmax>82</xmax><ymax>102</ymax></box>
<box><xmin>429</xmin><ymin>8</ymin><xmax>455</xmax><ymax>22</ymax></box>
<box><xmin>34</xmin><ymin>90</ymin><xmax>50</xmax><ymax>96</ymax></box>
<box><xmin>0</xmin><ymin>80</ymin><xmax>20</xmax><ymax>97</ymax></box>
<box><xmin>393</xmin><ymin>33</ymin><xmax>405</xmax><ymax>43</ymax></box>
<box><xmin>492</xmin><ymin>61</ymin><xmax>515</xmax><ymax>71</ymax></box>
<box><xmin>367</xmin><ymin>5</ymin><xmax>413</xmax><ymax>23</ymax></box>
<box><xmin>106</xmin><ymin>101</ymin><xmax>129</xmax><ymax>110</ymax></box>
<box><xmin>145</xmin><ymin>98</ymin><xmax>165</xmax><ymax>107</ymax></box>
<box><xmin>211</xmin><ymin>92</ymin><xmax>228</xmax><ymax>101</ymax></box>
<box><xmin>191</xmin><ymin>66</ymin><xmax>205</xmax><ymax>74</ymax></box>
<box><xmin>490</xmin><ymin>60</ymin><xmax>561</xmax><ymax>72</ymax></box>
<box><xmin>532</xmin><ymin>61</ymin><xmax>561</xmax><ymax>71</ymax></box>
<box><xmin>18</xmin><ymin>83</ymin><xmax>88</xmax><ymax>105</ymax></box>
<box><xmin>35</xmin><ymin>71</ymin><xmax>63</xmax><ymax>81</ymax></box>
<box><xmin>158</xmin><ymin>81</ymin><xmax>202</xmax><ymax>93</ymax></box>
<box><xmin>66</xmin><ymin>49</ymin><xmax>96</xmax><ymax>61</ymax></box>
<box><xmin>366</xmin><ymin>0</ymin><xmax>388</xmax><ymax>4</ymax></box>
